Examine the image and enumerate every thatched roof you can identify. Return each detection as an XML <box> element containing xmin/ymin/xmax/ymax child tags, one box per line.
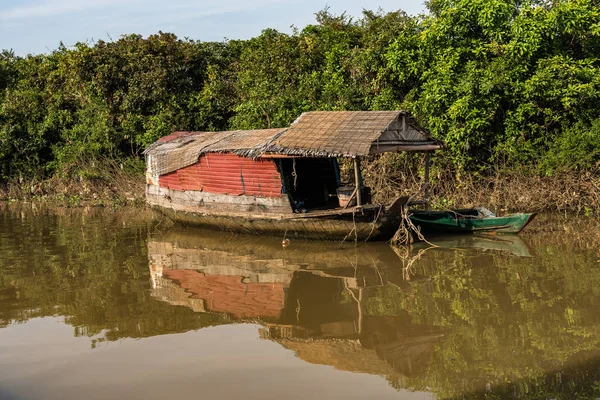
<box><xmin>265</xmin><ymin>111</ymin><xmax>441</xmax><ymax>157</ymax></box>
<box><xmin>145</xmin><ymin>111</ymin><xmax>441</xmax><ymax>176</ymax></box>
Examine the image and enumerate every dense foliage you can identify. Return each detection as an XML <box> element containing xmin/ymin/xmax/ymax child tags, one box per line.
<box><xmin>1</xmin><ymin>0</ymin><xmax>599</xmax><ymax>182</ymax></box>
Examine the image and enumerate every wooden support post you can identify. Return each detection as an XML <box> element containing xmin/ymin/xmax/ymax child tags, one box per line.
<box><xmin>424</xmin><ymin>152</ymin><xmax>431</xmax><ymax>199</ymax></box>
<box><xmin>354</xmin><ymin>156</ymin><xmax>362</xmax><ymax>207</ymax></box>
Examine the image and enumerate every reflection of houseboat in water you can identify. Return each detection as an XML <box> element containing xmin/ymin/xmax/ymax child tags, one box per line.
<box><xmin>148</xmin><ymin>228</ymin><xmax>456</xmax><ymax>378</ymax></box>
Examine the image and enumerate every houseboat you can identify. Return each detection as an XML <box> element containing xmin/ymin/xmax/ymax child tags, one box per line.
<box><xmin>145</xmin><ymin>110</ymin><xmax>442</xmax><ymax>241</ymax></box>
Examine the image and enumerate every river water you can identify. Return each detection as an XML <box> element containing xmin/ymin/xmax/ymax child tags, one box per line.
<box><xmin>0</xmin><ymin>205</ymin><xmax>599</xmax><ymax>400</ymax></box>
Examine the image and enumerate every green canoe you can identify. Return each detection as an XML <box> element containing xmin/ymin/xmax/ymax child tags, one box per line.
<box><xmin>409</xmin><ymin>208</ymin><xmax>536</xmax><ymax>234</ymax></box>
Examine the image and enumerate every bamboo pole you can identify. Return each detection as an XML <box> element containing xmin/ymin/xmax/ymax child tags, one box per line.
<box><xmin>354</xmin><ymin>157</ymin><xmax>362</xmax><ymax>207</ymax></box>
<box><xmin>424</xmin><ymin>152</ymin><xmax>431</xmax><ymax>199</ymax></box>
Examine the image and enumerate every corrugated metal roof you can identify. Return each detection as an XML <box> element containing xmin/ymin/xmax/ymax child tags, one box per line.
<box><xmin>265</xmin><ymin>111</ymin><xmax>441</xmax><ymax>157</ymax></box>
<box><xmin>145</xmin><ymin>128</ymin><xmax>284</xmax><ymax>176</ymax></box>
<box><xmin>203</xmin><ymin>128</ymin><xmax>284</xmax><ymax>156</ymax></box>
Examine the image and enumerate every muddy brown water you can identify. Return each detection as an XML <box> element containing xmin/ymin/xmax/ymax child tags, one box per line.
<box><xmin>1</xmin><ymin>205</ymin><xmax>599</xmax><ymax>400</ymax></box>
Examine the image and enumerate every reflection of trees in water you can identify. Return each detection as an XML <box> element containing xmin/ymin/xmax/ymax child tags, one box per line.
<box><xmin>2</xmin><ymin>209</ymin><xmax>600</xmax><ymax>399</ymax></box>
<box><xmin>0</xmin><ymin>208</ymin><xmax>227</xmax><ymax>339</ymax></box>
<box><xmin>376</xmin><ymin>239</ymin><xmax>600</xmax><ymax>399</ymax></box>
<box><xmin>256</xmin><ymin>228</ymin><xmax>600</xmax><ymax>398</ymax></box>
<box><xmin>444</xmin><ymin>351</ymin><xmax>600</xmax><ymax>399</ymax></box>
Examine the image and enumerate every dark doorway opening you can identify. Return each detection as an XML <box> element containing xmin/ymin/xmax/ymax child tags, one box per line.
<box><xmin>279</xmin><ymin>158</ymin><xmax>340</xmax><ymax>211</ymax></box>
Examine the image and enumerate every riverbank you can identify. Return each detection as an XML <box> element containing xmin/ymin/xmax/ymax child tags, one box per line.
<box><xmin>433</xmin><ymin>170</ymin><xmax>600</xmax><ymax>215</ymax></box>
<box><xmin>1</xmin><ymin>165</ymin><xmax>598</xmax><ymax>214</ymax></box>
<box><xmin>0</xmin><ymin>164</ymin><xmax>146</xmax><ymax>208</ymax></box>
<box><xmin>364</xmin><ymin>165</ymin><xmax>600</xmax><ymax>215</ymax></box>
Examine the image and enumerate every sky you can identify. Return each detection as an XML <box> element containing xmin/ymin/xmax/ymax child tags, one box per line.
<box><xmin>0</xmin><ymin>0</ymin><xmax>426</xmax><ymax>55</ymax></box>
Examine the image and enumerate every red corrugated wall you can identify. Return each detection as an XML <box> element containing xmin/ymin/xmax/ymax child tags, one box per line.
<box><xmin>158</xmin><ymin>153</ymin><xmax>283</xmax><ymax>197</ymax></box>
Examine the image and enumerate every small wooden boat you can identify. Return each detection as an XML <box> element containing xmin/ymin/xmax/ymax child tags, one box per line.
<box><xmin>409</xmin><ymin>208</ymin><xmax>536</xmax><ymax>234</ymax></box>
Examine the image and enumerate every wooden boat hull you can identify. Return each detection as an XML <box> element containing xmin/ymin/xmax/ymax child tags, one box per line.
<box><xmin>146</xmin><ymin>184</ymin><xmax>402</xmax><ymax>241</ymax></box>
<box><xmin>153</xmin><ymin>206</ymin><xmax>400</xmax><ymax>241</ymax></box>
<box><xmin>409</xmin><ymin>209</ymin><xmax>536</xmax><ymax>234</ymax></box>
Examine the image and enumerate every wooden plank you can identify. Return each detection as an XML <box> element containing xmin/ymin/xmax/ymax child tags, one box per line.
<box><xmin>259</xmin><ymin>154</ymin><xmax>303</xmax><ymax>159</ymax></box>
<box><xmin>368</xmin><ymin>144</ymin><xmax>441</xmax><ymax>153</ymax></box>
